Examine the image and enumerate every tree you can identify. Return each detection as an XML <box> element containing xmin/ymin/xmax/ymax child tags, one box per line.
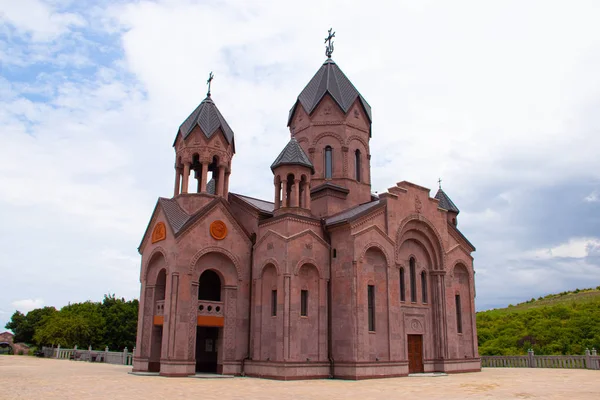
<box><xmin>5</xmin><ymin>307</ymin><xmax>57</xmax><ymax>345</ymax></box>
<box><xmin>101</xmin><ymin>294</ymin><xmax>139</xmax><ymax>350</ymax></box>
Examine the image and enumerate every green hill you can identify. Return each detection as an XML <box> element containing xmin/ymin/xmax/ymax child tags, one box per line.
<box><xmin>477</xmin><ymin>287</ymin><xmax>600</xmax><ymax>356</ymax></box>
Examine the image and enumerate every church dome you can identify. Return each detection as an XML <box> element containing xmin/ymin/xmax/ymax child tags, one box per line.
<box><xmin>271</xmin><ymin>137</ymin><xmax>314</xmax><ymax>173</ymax></box>
<box><xmin>175</xmin><ymin>95</ymin><xmax>236</xmax><ymax>152</ymax></box>
<box><xmin>287</xmin><ymin>58</ymin><xmax>372</xmax><ymax>128</ymax></box>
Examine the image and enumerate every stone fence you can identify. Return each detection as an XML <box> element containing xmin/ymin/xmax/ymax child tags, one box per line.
<box><xmin>41</xmin><ymin>345</ymin><xmax>133</xmax><ymax>366</ymax></box>
<box><xmin>481</xmin><ymin>349</ymin><xmax>599</xmax><ymax>370</ymax></box>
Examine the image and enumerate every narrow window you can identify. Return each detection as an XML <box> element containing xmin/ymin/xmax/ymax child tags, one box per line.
<box><xmin>367</xmin><ymin>285</ymin><xmax>375</xmax><ymax>331</ymax></box>
<box><xmin>455</xmin><ymin>294</ymin><xmax>463</xmax><ymax>333</ymax></box>
<box><xmin>421</xmin><ymin>271</ymin><xmax>428</xmax><ymax>303</ymax></box>
<box><xmin>355</xmin><ymin>149</ymin><xmax>361</xmax><ymax>182</ymax></box>
<box><xmin>301</xmin><ymin>290</ymin><xmax>308</xmax><ymax>316</ymax></box>
<box><xmin>325</xmin><ymin>146</ymin><xmax>333</xmax><ymax>179</ymax></box>
<box><xmin>271</xmin><ymin>290</ymin><xmax>277</xmax><ymax>316</ymax></box>
<box><xmin>333</xmin><ymin>249</ymin><xmax>337</xmax><ymax>258</ymax></box>
<box><xmin>399</xmin><ymin>268</ymin><xmax>406</xmax><ymax>302</ymax></box>
<box><xmin>410</xmin><ymin>258</ymin><xmax>417</xmax><ymax>303</ymax></box>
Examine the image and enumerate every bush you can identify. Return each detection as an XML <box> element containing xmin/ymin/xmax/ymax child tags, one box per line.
<box><xmin>17</xmin><ymin>350</ymin><xmax>24</xmax><ymax>355</ymax></box>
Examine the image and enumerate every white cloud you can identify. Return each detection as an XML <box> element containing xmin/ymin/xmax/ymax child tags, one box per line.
<box><xmin>1</xmin><ymin>0</ymin><xmax>600</xmax><ymax>321</ymax></box>
<box><xmin>11</xmin><ymin>298</ymin><xmax>45</xmax><ymax>313</ymax></box>
<box><xmin>0</xmin><ymin>0</ymin><xmax>85</xmax><ymax>42</ymax></box>
<box><xmin>584</xmin><ymin>190</ymin><xmax>599</xmax><ymax>203</ymax></box>
<box><xmin>524</xmin><ymin>237</ymin><xmax>600</xmax><ymax>260</ymax></box>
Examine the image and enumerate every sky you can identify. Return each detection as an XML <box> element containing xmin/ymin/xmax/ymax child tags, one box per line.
<box><xmin>1</xmin><ymin>0</ymin><xmax>600</xmax><ymax>330</ymax></box>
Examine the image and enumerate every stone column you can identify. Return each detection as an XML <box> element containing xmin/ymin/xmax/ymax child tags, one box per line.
<box><xmin>283</xmin><ymin>274</ymin><xmax>291</xmax><ymax>361</ymax></box>
<box><xmin>281</xmin><ymin>182</ymin><xmax>288</xmax><ymax>208</ymax></box>
<box><xmin>182</xmin><ymin>163</ymin><xmax>190</xmax><ymax>194</ymax></box>
<box><xmin>216</xmin><ymin>165</ymin><xmax>226</xmax><ymax>196</ymax></box>
<box><xmin>223</xmin><ymin>286</ymin><xmax>238</xmax><ymax>363</ymax></box>
<box><xmin>274</xmin><ymin>180</ymin><xmax>281</xmax><ymax>209</ymax></box>
<box><xmin>224</xmin><ymin>170</ymin><xmax>231</xmax><ymax>198</ymax></box>
<box><xmin>304</xmin><ymin>181</ymin><xmax>311</xmax><ymax>209</ymax></box>
<box><xmin>174</xmin><ymin>167</ymin><xmax>181</xmax><ymax>196</ymax></box>
<box><xmin>430</xmin><ymin>270</ymin><xmax>448</xmax><ymax>361</ymax></box>
<box><xmin>200</xmin><ymin>162</ymin><xmax>208</xmax><ymax>193</ymax></box>
<box><xmin>341</xmin><ymin>146</ymin><xmax>349</xmax><ymax>178</ymax></box>
<box><xmin>292</xmin><ymin>179</ymin><xmax>300</xmax><ymax>207</ymax></box>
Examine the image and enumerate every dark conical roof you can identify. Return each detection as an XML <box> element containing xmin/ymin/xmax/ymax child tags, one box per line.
<box><xmin>288</xmin><ymin>58</ymin><xmax>371</xmax><ymax>127</ymax></box>
<box><xmin>271</xmin><ymin>137</ymin><xmax>314</xmax><ymax>173</ymax></box>
<box><xmin>435</xmin><ymin>188</ymin><xmax>460</xmax><ymax>213</ymax></box>
<box><xmin>176</xmin><ymin>96</ymin><xmax>235</xmax><ymax>152</ymax></box>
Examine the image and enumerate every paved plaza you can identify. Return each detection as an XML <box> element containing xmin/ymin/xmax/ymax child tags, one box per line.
<box><xmin>1</xmin><ymin>356</ymin><xmax>599</xmax><ymax>399</ymax></box>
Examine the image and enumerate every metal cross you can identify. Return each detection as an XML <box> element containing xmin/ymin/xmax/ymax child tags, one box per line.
<box><xmin>206</xmin><ymin>71</ymin><xmax>214</xmax><ymax>97</ymax></box>
<box><xmin>438</xmin><ymin>178</ymin><xmax>442</xmax><ymax>189</ymax></box>
<box><xmin>324</xmin><ymin>28</ymin><xmax>335</xmax><ymax>58</ymax></box>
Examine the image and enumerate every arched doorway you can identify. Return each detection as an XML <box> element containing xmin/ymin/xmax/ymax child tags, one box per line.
<box><xmin>149</xmin><ymin>268</ymin><xmax>166</xmax><ymax>372</ymax></box>
<box><xmin>196</xmin><ymin>269</ymin><xmax>222</xmax><ymax>373</ymax></box>
<box><xmin>0</xmin><ymin>342</ymin><xmax>13</xmax><ymax>355</ymax></box>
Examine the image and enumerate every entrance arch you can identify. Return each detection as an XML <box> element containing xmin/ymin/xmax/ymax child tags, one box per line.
<box><xmin>0</xmin><ymin>342</ymin><xmax>13</xmax><ymax>355</ymax></box>
<box><xmin>149</xmin><ymin>268</ymin><xmax>166</xmax><ymax>372</ymax></box>
<box><xmin>192</xmin><ymin>252</ymin><xmax>238</xmax><ymax>374</ymax></box>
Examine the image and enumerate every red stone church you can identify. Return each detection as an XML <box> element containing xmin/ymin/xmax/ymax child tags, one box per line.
<box><xmin>133</xmin><ymin>35</ymin><xmax>480</xmax><ymax>379</ymax></box>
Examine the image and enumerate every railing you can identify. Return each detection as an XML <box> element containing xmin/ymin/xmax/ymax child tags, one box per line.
<box><xmin>197</xmin><ymin>300</ymin><xmax>224</xmax><ymax>317</ymax></box>
<box><xmin>41</xmin><ymin>345</ymin><xmax>134</xmax><ymax>366</ymax></box>
<box><xmin>481</xmin><ymin>349</ymin><xmax>599</xmax><ymax>370</ymax></box>
<box><xmin>155</xmin><ymin>300</ymin><xmax>165</xmax><ymax>316</ymax></box>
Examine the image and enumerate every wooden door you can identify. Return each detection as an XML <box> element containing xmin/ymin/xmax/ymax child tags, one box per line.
<box><xmin>407</xmin><ymin>334</ymin><xmax>424</xmax><ymax>373</ymax></box>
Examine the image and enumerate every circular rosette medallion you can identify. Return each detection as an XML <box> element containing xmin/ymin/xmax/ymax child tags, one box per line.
<box><xmin>209</xmin><ymin>220</ymin><xmax>227</xmax><ymax>240</ymax></box>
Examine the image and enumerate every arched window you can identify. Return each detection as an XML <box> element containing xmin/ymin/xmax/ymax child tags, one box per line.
<box><xmin>421</xmin><ymin>271</ymin><xmax>427</xmax><ymax>303</ymax></box>
<box><xmin>399</xmin><ymin>267</ymin><xmax>406</xmax><ymax>302</ymax></box>
<box><xmin>355</xmin><ymin>149</ymin><xmax>361</xmax><ymax>182</ymax></box>
<box><xmin>198</xmin><ymin>270</ymin><xmax>221</xmax><ymax>301</ymax></box>
<box><xmin>325</xmin><ymin>146</ymin><xmax>333</xmax><ymax>179</ymax></box>
<box><xmin>455</xmin><ymin>294</ymin><xmax>463</xmax><ymax>333</ymax></box>
<box><xmin>409</xmin><ymin>258</ymin><xmax>417</xmax><ymax>303</ymax></box>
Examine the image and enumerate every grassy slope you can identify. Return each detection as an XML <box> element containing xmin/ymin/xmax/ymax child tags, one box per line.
<box><xmin>482</xmin><ymin>288</ymin><xmax>600</xmax><ymax>315</ymax></box>
<box><xmin>476</xmin><ymin>287</ymin><xmax>600</xmax><ymax>355</ymax></box>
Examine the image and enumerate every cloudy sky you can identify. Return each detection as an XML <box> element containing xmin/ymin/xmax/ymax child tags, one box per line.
<box><xmin>1</xmin><ymin>0</ymin><xmax>600</xmax><ymax>330</ymax></box>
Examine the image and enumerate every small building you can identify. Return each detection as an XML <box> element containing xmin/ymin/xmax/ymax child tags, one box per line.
<box><xmin>133</xmin><ymin>34</ymin><xmax>479</xmax><ymax>379</ymax></box>
<box><xmin>0</xmin><ymin>331</ymin><xmax>29</xmax><ymax>355</ymax></box>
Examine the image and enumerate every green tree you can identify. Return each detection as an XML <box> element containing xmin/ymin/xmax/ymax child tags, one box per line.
<box><xmin>101</xmin><ymin>294</ymin><xmax>139</xmax><ymax>350</ymax></box>
<box><xmin>5</xmin><ymin>307</ymin><xmax>57</xmax><ymax>345</ymax></box>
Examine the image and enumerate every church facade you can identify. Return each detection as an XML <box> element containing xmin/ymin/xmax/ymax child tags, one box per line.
<box><xmin>133</xmin><ymin>40</ymin><xmax>480</xmax><ymax>379</ymax></box>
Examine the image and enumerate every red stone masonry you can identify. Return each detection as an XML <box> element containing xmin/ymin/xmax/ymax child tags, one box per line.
<box><xmin>133</xmin><ymin>56</ymin><xmax>479</xmax><ymax>379</ymax></box>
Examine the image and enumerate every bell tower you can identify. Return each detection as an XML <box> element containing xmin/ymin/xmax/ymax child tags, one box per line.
<box><xmin>172</xmin><ymin>72</ymin><xmax>235</xmax><ymax>205</ymax></box>
<box><xmin>287</xmin><ymin>30</ymin><xmax>373</xmax><ymax>217</ymax></box>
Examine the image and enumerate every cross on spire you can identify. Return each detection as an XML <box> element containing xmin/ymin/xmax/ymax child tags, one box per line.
<box><xmin>206</xmin><ymin>71</ymin><xmax>214</xmax><ymax>97</ymax></box>
<box><xmin>438</xmin><ymin>178</ymin><xmax>442</xmax><ymax>189</ymax></box>
<box><xmin>324</xmin><ymin>28</ymin><xmax>335</xmax><ymax>58</ymax></box>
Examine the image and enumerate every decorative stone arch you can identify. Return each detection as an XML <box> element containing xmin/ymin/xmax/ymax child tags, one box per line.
<box><xmin>259</xmin><ymin>258</ymin><xmax>281</xmax><ymax>278</ymax></box>
<box><xmin>144</xmin><ymin>246</ymin><xmax>169</xmax><ymax>282</ymax></box>
<box><xmin>293</xmin><ymin>257</ymin><xmax>324</xmax><ymax>279</ymax></box>
<box><xmin>451</xmin><ymin>260</ymin><xmax>472</xmax><ymax>281</ymax></box>
<box><xmin>346</xmin><ymin>135</ymin><xmax>369</xmax><ymax>151</ymax></box>
<box><xmin>296</xmin><ymin>136</ymin><xmax>309</xmax><ymax>146</ymax></box>
<box><xmin>395</xmin><ymin>214</ymin><xmax>445</xmax><ymax>269</ymax></box>
<box><xmin>358</xmin><ymin>242</ymin><xmax>392</xmax><ymax>267</ymax></box>
<box><xmin>189</xmin><ymin>246</ymin><xmax>242</xmax><ymax>282</ymax></box>
<box><xmin>311</xmin><ymin>131</ymin><xmax>345</xmax><ymax>147</ymax></box>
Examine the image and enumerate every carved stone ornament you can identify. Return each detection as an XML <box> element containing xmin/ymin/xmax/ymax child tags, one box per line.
<box><xmin>323</xmin><ymin>105</ymin><xmax>332</xmax><ymax>115</ymax></box>
<box><xmin>151</xmin><ymin>222</ymin><xmax>167</xmax><ymax>243</ymax></box>
<box><xmin>354</xmin><ymin>108</ymin><xmax>360</xmax><ymax>118</ymax></box>
<box><xmin>209</xmin><ymin>220</ymin><xmax>228</xmax><ymax>240</ymax></box>
<box><xmin>410</xmin><ymin>319</ymin><xmax>423</xmax><ymax>333</ymax></box>
<box><xmin>415</xmin><ymin>195</ymin><xmax>423</xmax><ymax>214</ymax></box>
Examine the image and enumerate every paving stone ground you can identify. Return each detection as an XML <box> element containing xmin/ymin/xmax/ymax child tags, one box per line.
<box><xmin>1</xmin><ymin>355</ymin><xmax>599</xmax><ymax>399</ymax></box>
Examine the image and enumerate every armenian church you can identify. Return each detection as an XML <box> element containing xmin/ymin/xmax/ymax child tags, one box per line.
<box><xmin>133</xmin><ymin>32</ymin><xmax>480</xmax><ymax>379</ymax></box>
